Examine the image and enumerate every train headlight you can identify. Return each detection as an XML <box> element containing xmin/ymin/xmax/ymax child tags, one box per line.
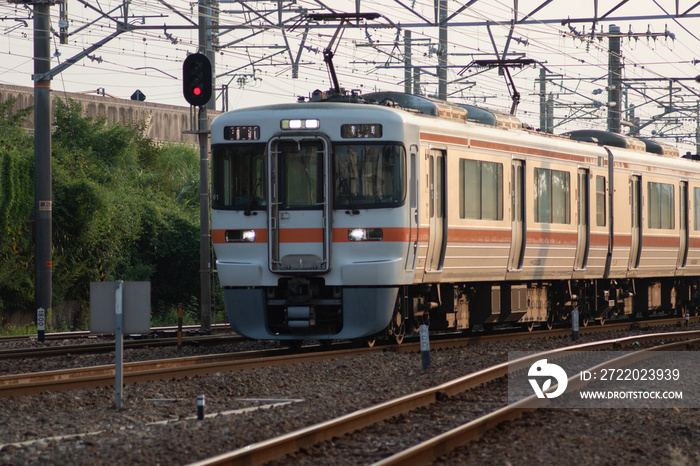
<box><xmin>281</xmin><ymin>119</ymin><xmax>320</xmax><ymax>130</ymax></box>
<box><xmin>225</xmin><ymin>229</ymin><xmax>256</xmax><ymax>242</ymax></box>
<box><xmin>304</xmin><ymin>119</ymin><xmax>320</xmax><ymax>129</ymax></box>
<box><xmin>348</xmin><ymin>228</ymin><xmax>383</xmax><ymax>241</ymax></box>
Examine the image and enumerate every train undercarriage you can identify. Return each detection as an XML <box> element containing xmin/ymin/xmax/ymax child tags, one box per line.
<box><xmin>245</xmin><ymin>275</ymin><xmax>700</xmax><ymax>345</ymax></box>
<box><xmin>375</xmin><ymin>277</ymin><xmax>700</xmax><ymax>344</ymax></box>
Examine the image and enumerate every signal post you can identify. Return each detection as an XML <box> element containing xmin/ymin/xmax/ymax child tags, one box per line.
<box><xmin>183</xmin><ymin>51</ymin><xmax>213</xmax><ymax>332</ymax></box>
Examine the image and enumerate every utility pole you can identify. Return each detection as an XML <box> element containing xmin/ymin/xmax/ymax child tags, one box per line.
<box><xmin>538</xmin><ymin>68</ymin><xmax>557</xmax><ymax>133</ymax></box>
<box><xmin>404</xmin><ymin>30</ymin><xmax>412</xmax><ymax>94</ymax></box>
<box><xmin>625</xmin><ymin>86</ymin><xmax>639</xmax><ymax>135</ymax></box>
<box><xmin>33</xmin><ymin>1</ymin><xmax>53</xmax><ymax>343</ymax></box>
<box><xmin>437</xmin><ymin>0</ymin><xmax>447</xmax><ymax>100</ymax></box>
<box><xmin>539</xmin><ymin>68</ymin><xmax>546</xmax><ymax>131</ymax></box>
<box><xmin>607</xmin><ymin>25</ymin><xmax>622</xmax><ymax>133</ymax></box>
<box><xmin>198</xmin><ymin>0</ymin><xmax>214</xmax><ymax>332</ymax></box>
<box><xmin>696</xmin><ymin>101</ymin><xmax>700</xmax><ymax>154</ymax></box>
<box><xmin>58</xmin><ymin>0</ymin><xmax>68</xmax><ymax>44</ymax></box>
<box><xmin>413</xmin><ymin>67</ymin><xmax>421</xmax><ymax>95</ymax></box>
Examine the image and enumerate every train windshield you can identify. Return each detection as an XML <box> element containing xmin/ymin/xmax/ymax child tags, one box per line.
<box><xmin>211</xmin><ymin>143</ymin><xmax>266</xmax><ymax>210</ymax></box>
<box><xmin>333</xmin><ymin>143</ymin><xmax>406</xmax><ymax>209</ymax></box>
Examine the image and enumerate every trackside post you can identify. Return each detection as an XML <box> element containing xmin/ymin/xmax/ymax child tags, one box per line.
<box><xmin>37</xmin><ymin>307</ymin><xmax>46</xmax><ymax>343</ymax></box>
<box><xmin>178</xmin><ymin>303</ymin><xmax>183</xmax><ymax>352</ymax></box>
<box><xmin>115</xmin><ymin>280</ymin><xmax>124</xmax><ymax>409</ymax></box>
<box><xmin>419</xmin><ymin>325</ymin><xmax>431</xmax><ymax>370</ymax></box>
<box><xmin>197</xmin><ymin>394</ymin><xmax>205</xmax><ymax>420</ymax></box>
<box><xmin>571</xmin><ymin>308</ymin><xmax>579</xmax><ymax>341</ymax></box>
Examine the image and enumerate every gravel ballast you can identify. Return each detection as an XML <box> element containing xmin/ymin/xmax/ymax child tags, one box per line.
<box><xmin>1</xmin><ymin>324</ymin><xmax>698</xmax><ymax>465</ymax></box>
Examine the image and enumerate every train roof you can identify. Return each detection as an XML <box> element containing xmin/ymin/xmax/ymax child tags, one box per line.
<box><xmin>354</xmin><ymin>92</ymin><xmax>687</xmax><ymax>160</ymax></box>
<box><xmin>359</xmin><ymin>91</ymin><xmax>523</xmax><ymax>129</ymax></box>
<box><xmin>220</xmin><ymin>89</ymin><xmax>694</xmax><ymax>161</ymax></box>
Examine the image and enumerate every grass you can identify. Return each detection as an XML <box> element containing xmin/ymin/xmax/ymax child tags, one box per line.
<box><xmin>0</xmin><ymin>324</ymin><xmax>39</xmax><ymax>336</ymax></box>
<box><xmin>1</xmin><ymin>308</ymin><xmax>228</xmax><ymax>336</ymax></box>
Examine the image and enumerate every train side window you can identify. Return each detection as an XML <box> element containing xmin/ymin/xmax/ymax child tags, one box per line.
<box><xmin>694</xmin><ymin>188</ymin><xmax>700</xmax><ymax>230</ymax></box>
<box><xmin>596</xmin><ymin>176</ymin><xmax>606</xmax><ymax>227</ymax></box>
<box><xmin>534</xmin><ymin>167</ymin><xmax>570</xmax><ymax>224</ymax></box>
<box><xmin>648</xmin><ymin>182</ymin><xmax>674</xmax><ymax>229</ymax></box>
<box><xmin>459</xmin><ymin>159</ymin><xmax>503</xmax><ymax>220</ymax></box>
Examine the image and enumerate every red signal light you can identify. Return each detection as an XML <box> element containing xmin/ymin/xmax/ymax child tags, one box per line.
<box><xmin>182</xmin><ymin>53</ymin><xmax>212</xmax><ymax>106</ymax></box>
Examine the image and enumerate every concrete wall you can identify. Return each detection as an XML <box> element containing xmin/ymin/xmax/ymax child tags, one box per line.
<box><xmin>0</xmin><ymin>83</ymin><xmax>220</xmax><ymax>145</ymax></box>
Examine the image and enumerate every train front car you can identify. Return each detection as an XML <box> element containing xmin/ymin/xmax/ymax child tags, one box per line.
<box><xmin>211</xmin><ymin>102</ymin><xmax>416</xmax><ymax>341</ymax></box>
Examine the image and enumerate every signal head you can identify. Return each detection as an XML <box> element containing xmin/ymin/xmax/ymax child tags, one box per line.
<box><xmin>183</xmin><ymin>53</ymin><xmax>212</xmax><ymax>106</ymax></box>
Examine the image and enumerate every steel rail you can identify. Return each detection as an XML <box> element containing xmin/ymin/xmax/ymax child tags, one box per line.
<box><xmin>0</xmin><ymin>323</ymin><xmax>233</xmax><ymax>343</ymax></box>
<box><xmin>375</xmin><ymin>337</ymin><xmax>700</xmax><ymax>466</ymax></box>
<box><xmin>189</xmin><ymin>330</ymin><xmax>700</xmax><ymax>466</ymax></box>
<box><xmin>0</xmin><ymin>346</ymin><xmax>379</xmax><ymax>397</ymax></box>
<box><xmin>397</xmin><ymin>315</ymin><xmax>699</xmax><ymax>353</ymax></box>
<box><xmin>0</xmin><ymin>333</ymin><xmax>245</xmax><ymax>360</ymax></box>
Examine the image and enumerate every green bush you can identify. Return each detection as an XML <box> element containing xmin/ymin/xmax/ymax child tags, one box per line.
<box><xmin>0</xmin><ymin>97</ymin><xmax>210</xmax><ymax>330</ymax></box>
<box><xmin>0</xmin><ymin>99</ymin><xmax>35</xmax><ymax>316</ymax></box>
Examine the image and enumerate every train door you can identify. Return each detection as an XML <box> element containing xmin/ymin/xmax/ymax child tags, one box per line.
<box><xmin>508</xmin><ymin>160</ymin><xmax>526</xmax><ymax>271</ymax></box>
<box><xmin>425</xmin><ymin>149</ymin><xmax>446</xmax><ymax>272</ymax></box>
<box><xmin>574</xmin><ymin>168</ymin><xmax>590</xmax><ymax>270</ymax></box>
<box><xmin>678</xmin><ymin>181</ymin><xmax>689</xmax><ymax>269</ymax></box>
<box><xmin>405</xmin><ymin>146</ymin><xmax>418</xmax><ymax>271</ymax></box>
<box><xmin>629</xmin><ymin>175</ymin><xmax>642</xmax><ymax>270</ymax></box>
<box><xmin>267</xmin><ymin>136</ymin><xmax>331</xmax><ymax>273</ymax></box>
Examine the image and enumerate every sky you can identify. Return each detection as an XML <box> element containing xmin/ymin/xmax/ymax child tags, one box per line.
<box><xmin>1</xmin><ymin>0</ymin><xmax>699</xmax><ymax>152</ymax></box>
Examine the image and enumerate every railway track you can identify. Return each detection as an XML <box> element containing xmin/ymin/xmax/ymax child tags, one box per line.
<box><xmin>0</xmin><ymin>333</ymin><xmax>245</xmax><ymax>360</ymax></box>
<box><xmin>1</xmin><ymin>316</ymin><xmax>696</xmax><ymax>398</ymax></box>
<box><xmin>189</xmin><ymin>329</ymin><xmax>700</xmax><ymax>466</ymax></box>
<box><xmin>0</xmin><ymin>345</ymin><xmax>379</xmax><ymax>397</ymax></box>
<box><xmin>1</xmin><ymin>322</ymin><xmax>698</xmax><ymax>465</ymax></box>
<box><xmin>2</xmin><ymin>315</ymin><xmax>694</xmax><ymax>361</ymax></box>
<box><xmin>400</xmin><ymin>315</ymin><xmax>700</xmax><ymax>351</ymax></box>
<box><xmin>0</xmin><ymin>323</ymin><xmax>232</xmax><ymax>343</ymax></box>
<box><xmin>376</xmin><ymin>337</ymin><xmax>700</xmax><ymax>466</ymax></box>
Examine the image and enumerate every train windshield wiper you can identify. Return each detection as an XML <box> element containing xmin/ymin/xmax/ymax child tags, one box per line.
<box><xmin>338</xmin><ymin>176</ymin><xmax>359</xmax><ymax>215</ymax></box>
<box><xmin>244</xmin><ymin>177</ymin><xmax>261</xmax><ymax>216</ymax></box>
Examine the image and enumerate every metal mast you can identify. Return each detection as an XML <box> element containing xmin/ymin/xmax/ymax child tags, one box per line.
<box><xmin>198</xmin><ymin>0</ymin><xmax>214</xmax><ymax>332</ymax></box>
<box><xmin>33</xmin><ymin>1</ymin><xmax>53</xmax><ymax>342</ymax></box>
<box><xmin>607</xmin><ymin>24</ymin><xmax>622</xmax><ymax>133</ymax></box>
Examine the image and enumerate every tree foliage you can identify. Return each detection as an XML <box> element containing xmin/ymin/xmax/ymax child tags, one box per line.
<box><xmin>0</xmin><ymin>98</ymin><xmax>202</xmax><ymax>327</ymax></box>
<box><xmin>0</xmin><ymin>99</ymin><xmax>35</xmax><ymax>315</ymax></box>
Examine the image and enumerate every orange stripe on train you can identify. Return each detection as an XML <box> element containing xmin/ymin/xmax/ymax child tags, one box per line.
<box><xmin>212</xmin><ymin>228</ymin><xmax>685</xmax><ymax>249</ymax></box>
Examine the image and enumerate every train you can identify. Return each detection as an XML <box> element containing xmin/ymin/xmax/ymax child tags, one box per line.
<box><xmin>210</xmin><ymin>90</ymin><xmax>700</xmax><ymax>343</ymax></box>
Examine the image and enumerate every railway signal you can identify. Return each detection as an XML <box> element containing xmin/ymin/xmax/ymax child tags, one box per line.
<box><xmin>182</xmin><ymin>53</ymin><xmax>212</xmax><ymax>107</ymax></box>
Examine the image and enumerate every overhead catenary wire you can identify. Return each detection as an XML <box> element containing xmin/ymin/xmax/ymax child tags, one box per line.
<box><xmin>0</xmin><ymin>1</ymin><xmax>698</xmax><ymax>149</ymax></box>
